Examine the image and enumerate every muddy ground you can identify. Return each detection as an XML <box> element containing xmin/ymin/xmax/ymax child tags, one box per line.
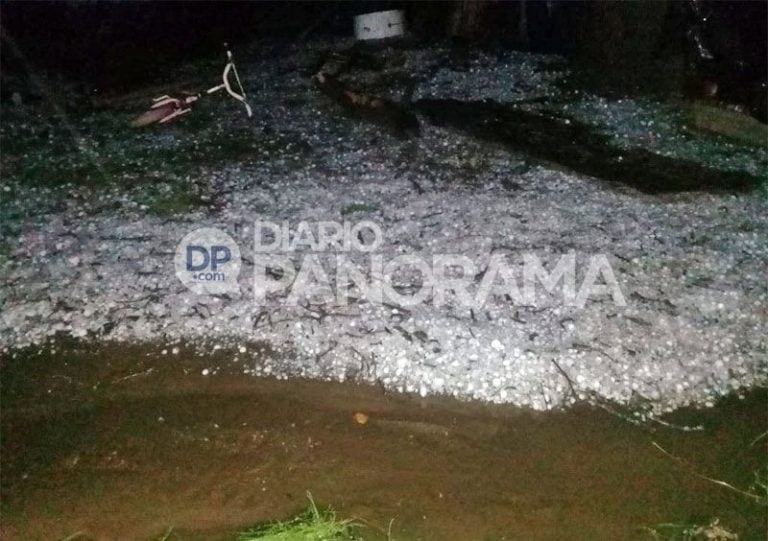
<box><xmin>1</xmin><ymin>343</ymin><xmax>765</xmax><ymax>540</ymax></box>
<box><xmin>2</xmin><ymin>36</ymin><xmax>767</xmax><ymax>541</ymax></box>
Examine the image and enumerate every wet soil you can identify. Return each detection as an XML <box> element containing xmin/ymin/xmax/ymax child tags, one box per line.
<box><xmin>1</xmin><ymin>343</ymin><xmax>766</xmax><ymax>540</ymax></box>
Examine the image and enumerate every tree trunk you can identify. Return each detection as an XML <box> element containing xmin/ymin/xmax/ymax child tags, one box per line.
<box><xmin>449</xmin><ymin>0</ymin><xmax>488</xmax><ymax>40</ymax></box>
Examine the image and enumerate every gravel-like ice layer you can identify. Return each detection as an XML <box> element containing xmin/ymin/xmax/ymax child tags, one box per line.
<box><xmin>2</xmin><ymin>41</ymin><xmax>767</xmax><ymax>413</ymax></box>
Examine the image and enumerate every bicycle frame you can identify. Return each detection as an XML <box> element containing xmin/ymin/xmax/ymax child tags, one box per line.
<box><xmin>148</xmin><ymin>94</ymin><xmax>200</xmax><ymax>124</ymax></box>
<box><xmin>134</xmin><ymin>46</ymin><xmax>252</xmax><ymax>126</ymax></box>
<box><xmin>206</xmin><ymin>48</ymin><xmax>253</xmax><ymax>118</ymax></box>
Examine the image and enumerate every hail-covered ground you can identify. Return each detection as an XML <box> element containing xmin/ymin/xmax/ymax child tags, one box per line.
<box><xmin>1</xmin><ymin>38</ymin><xmax>766</xmax><ymax>414</ymax></box>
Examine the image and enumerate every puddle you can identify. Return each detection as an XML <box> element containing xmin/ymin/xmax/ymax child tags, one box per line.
<box><xmin>415</xmin><ymin>99</ymin><xmax>763</xmax><ymax>194</ymax></box>
<box><xmin>1</xmin><ymin>343</ymin><xmax>766</xmax><ymax>540</ymax></box>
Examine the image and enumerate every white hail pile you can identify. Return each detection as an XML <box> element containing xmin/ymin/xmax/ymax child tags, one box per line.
<box><xmin>1</xmin><ymin>41</ymin><xmax>766</xmax><ymax>413</ymax></box>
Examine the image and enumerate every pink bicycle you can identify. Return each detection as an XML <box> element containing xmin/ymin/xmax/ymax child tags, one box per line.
<box><xmin>131</xmin><ymin>45</ymin><xmax>252</xmax><ymax>127</ymax></box>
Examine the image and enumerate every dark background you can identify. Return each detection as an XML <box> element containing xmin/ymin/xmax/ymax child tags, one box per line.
<box><xmin>1</xmin><ymin>1</ymin><xmax>766</xmax><ymax>117</ymax></box>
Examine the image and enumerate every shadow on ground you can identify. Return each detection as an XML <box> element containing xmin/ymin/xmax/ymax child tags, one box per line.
<box><xmin>415</xmin><ymin>99</ymin><xmax>763</xmax><ymax>194</ymax></box>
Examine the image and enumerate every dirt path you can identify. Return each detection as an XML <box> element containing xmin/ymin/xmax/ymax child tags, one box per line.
<box><xmin>1</xmin><ymin>343</ymin><xmax>766</xmax><ymax>540</ymax></box>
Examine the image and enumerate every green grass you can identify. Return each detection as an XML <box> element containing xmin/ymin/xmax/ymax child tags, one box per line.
<box><xmin>136</xmin><ymin>183</ymin><xmax>204</xmax><ymax>216</ymax></box>
<box><xmin>0</xmin><ymin>239</ymin><xmax>11</xmax><ymax>266</ymax></box>
<box><xmin>644</xmin><ymin>432</ymin><xmax>768</xmax><ymax>540</ymax></box>
<box><xmin>0</xmin><ymin>106</ymin><xmax>266</xmax><ymax>190</ymax></box>
<box><xmin>750</xmin><ymin>467</ymin><xmax>768</xmax><ymax>506</ymax></box>
<box><xmin>156</xmin><ymin>526</ymin><xmax>174</xmax><ymax>541</ymax></box>
<box><xmin>643</xmin><ymin>518</ymin><xmax>739</xmax><ymax>541</ymax></box>
<box><xmin>237</xmin><ymin>493</ymin><xmax>363</xmax><ymax>541</ymax></box>
<box><xmin>341</xmin><ymin>202</ymin><xmax>379</xmax><ymax>216</ymax></box>
<box><xmin>0</xmin><ymin>92</ymin><xmax>312</xmax><ymax>246</ymax></box>
<box><xmin>55</xmin><ymin>494</ymin><xmax>365</xmax><ymax>541</ymax></box>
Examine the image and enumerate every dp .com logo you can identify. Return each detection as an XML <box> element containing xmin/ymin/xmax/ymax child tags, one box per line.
<box><xmin>175</xmin><ymin>228</ymin><xmax>241</xmax><ymax>294</ymax></box>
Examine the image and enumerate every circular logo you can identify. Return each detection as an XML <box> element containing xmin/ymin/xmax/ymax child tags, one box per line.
<box><xmin>174</xmin><ymin>228</ymin><xmax>241</xmax><ymax>295</ymax></box>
